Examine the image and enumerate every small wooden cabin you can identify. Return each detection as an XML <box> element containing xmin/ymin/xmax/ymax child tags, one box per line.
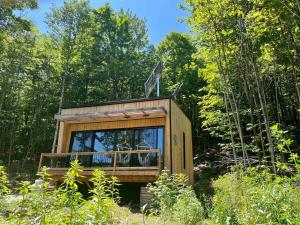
<box><xmin>39</xmin><ymin>97</ymin><xmax>193</xmax><ymax>185</ymax></box>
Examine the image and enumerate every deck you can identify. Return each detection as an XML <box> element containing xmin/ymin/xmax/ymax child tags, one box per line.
<box><xmin>39</xmin><ymin>149</ymin><xmax>162</xmax><ymax>183</ymax></box>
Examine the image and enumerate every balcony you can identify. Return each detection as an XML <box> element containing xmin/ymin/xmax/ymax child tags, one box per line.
<box><xmin>38</xmin><ymin>149</ymin><xmax>162</xmax><ymax>183</ymax></box>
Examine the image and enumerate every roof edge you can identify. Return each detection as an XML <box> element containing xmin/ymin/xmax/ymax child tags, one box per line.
<box><xmin>61</xmin><ymin>96</ymin><xmax>173</xmax><ymax>109</ymax></box>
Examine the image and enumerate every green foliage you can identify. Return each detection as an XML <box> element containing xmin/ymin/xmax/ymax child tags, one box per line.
<box><xmin>0</xmin><ymin>165</ymin><xmax>10</xmax><ymax>219</ymax></box>
<box><xmin>148</xmin><ymin>170</ymin><xmax>204</xmax><ymax>224</ymax></box>
<box><xmin>86</xmin><ymin>169</ymin><xmax>120</xmax><ymax>224</ymax></box>
<box><xmin>0</xmin><ymin>165</ymin><xmax>10</xmax><ymax>197</ymax></box>
<box><xmin>185</xmin><ymin>0</ymin><xmax>300</xmax><ymax>166</ymax></box>
<box><xmin>271</xmin><ymin>124</ymin><xmax>300</xmax><ymax>173</ymax></box>
<box><xmin>46</xmin><ymin>1</ymin><xmax>157</xmax><ymax>104</ymax></box>
<box><xmin>211</xmin><ymin>167</ymin><xmax>300</xmax><ymax>224</ymax></box>
<box><xmin>0</xmin><ymin>161</ymin><xmax>122</xmax><ymax>224</ymax></box>
<box><xmin>3</xmin><ymin>164</ymin><xmax>300</xmax><ymax>225</ymax></box>
<box><xmin>157</xmin><ymin>32</ymin><xmax>206</xmax><ymax>161</ymax></box>
<box><xmin>148</xmin><ymin>170</ymin><xmax>188</xmax><ymax>214</ymax></box>
<box><xmin>59</xmin><ymin>160</ymin><xmax>84</xmax><ymax>224</ymax></box>
<box><xmin>172</xmin><ymin>188</ymin><xmax>204</xmax><ymax>225</ymax></box>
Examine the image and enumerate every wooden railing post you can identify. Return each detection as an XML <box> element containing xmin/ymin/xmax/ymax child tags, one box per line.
<box><xmin>157</xmin><ymin>151</ymin><xmax>161</xmax><ymax>171</ymax></box>
<box><xmin>113</xmin><ymin>151</ymin><xmax>117</xmax><ymax>175</ymax></box>
<box><xmin>38</xmin><ymin>153</ymin><xmax>44</xmax><ymax>172</ymax></box>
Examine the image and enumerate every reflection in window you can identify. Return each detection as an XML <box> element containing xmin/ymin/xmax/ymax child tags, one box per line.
<box><xmin>134</xmin><ymin>128</ymin><xmax>164</xmax><ymax>167</ymax></box>
<box><xmin>70</xmin><ymin>132</ymin><xmax>93</xmax><ymax>166</ymax></box>
<box><xmin>116</xmin><ymin>130</ymin><xmax>134</xmax><ymax>150</ymax></box>
<box><xmin>70</xmin><ymin>132</ymin><xmax>83</xmax><ymax>153</ymax></box>
<box><xmin>70</xmin><ymin>132</ymin><xmax>93</xmax><ymax>152</ymax></box>
<box><xmin>69</xmin><ymin>127</ymin><xmax>164</xmax><ymax>167</ymax></box>
<box><xmin>93</xmin><ymin>132</ymin><xmax>114</xmax><ymax>166</ymax></box>
<box><xmin>94</xmin><ymin>132</ymin><xmax>114</xmax><ymax>152</ymax></box>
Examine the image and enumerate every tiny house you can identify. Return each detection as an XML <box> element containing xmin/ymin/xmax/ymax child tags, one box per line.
<box><xmin>39</xmin><ymin>97</ymin><xmax>193</xmax><ymax>187</ymax></box>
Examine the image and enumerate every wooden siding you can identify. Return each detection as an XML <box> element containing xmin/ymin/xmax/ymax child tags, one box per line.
<box><xmin>170</xmin><ymin>100</ymin><xmax>194</xmax><ymax>184</ymax></box>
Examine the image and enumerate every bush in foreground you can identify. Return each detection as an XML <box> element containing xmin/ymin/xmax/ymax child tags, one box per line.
<box><xmin>0</xmin><ymin>160</ymin><xmax>120</xmax><ymax>225</ymax></box>
<box><xmin>211</xmin><ymin>167</ymin><xmax>300</xmax><ymax>225</ymax></box>
<box><xmin>147</xmin><ymin>170</ymin><xmax>204</xmax><ymax>225</ymax></box>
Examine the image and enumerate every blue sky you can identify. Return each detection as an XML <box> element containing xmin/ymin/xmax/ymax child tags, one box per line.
<box><xmin>21</xmin><ymin>0</ymin><xmax>189</xmax><ymax>45</ymax></box>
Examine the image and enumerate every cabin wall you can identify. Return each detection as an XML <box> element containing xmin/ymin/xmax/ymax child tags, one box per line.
<box><xmin>56</xmin><ymin>99</ymin><xmax>172</xmax><ymax>170</ymax></box>
<box><xmin>170</xmin><ymin>100</ymin><xmax>194</xmax><ymax>184</ymax></box>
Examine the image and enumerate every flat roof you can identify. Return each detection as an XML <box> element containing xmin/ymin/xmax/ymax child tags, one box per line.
<box><xmin>61</xmin><ymin>96</ymin><xmax>173</xmax><ymax>109</ymax></box>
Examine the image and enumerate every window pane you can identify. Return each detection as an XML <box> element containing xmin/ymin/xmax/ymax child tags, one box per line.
<box><xmin>94</xmin><ymin>131</ymin><xmax>114</xmax><ymax>152</ymax></box>
<box><xmin>158</xmin><ymin>127</ymin><xmax>164</xmax><ymax>154</ymax></box>
<box><xmin>70</xmin><ymin>132</ymin><xmax>84</xmax><ymax>152</ymax></box>
<box><xmin>115</xmin><ymin>129</ymin><xmax>134</xmax><ymax>167</ymax></box>
<box><xmin>116</xmin><ymin>129</ymin><xmax>134</xmax><ymax>150</ymax></box>
<box><xmin>83</xmin><ymin>132</ymin><xmax>93</xmax><ymax>152</ymax></box>
<box><xmin>158</xmin><ymin>127</ymin><xmax>164</xmax><ymax>168</ymax></box>
<box><xmin>93</xmin><ymin>131</ymin><xmax>114</xmax><ymax>167</ymax></box>
<box><xmin>135</xmin><ymin>128</ymin><xmax>155</xmax><ymax>149</ymax></box>
<box><xmin>133</xmin><ymin>127</ymin><xmax>164</xmax><ymax>167</ymax></box>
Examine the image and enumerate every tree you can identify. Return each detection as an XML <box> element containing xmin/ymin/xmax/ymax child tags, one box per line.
<box><xmin>185</xmin><ymin>0</ymin><xmax>300</xmax><ymax>170</ymax></box>
<box><xmin>157</xmin><ymin>32</ymin><xmax>206</xmax><ymax>161</ymax></box>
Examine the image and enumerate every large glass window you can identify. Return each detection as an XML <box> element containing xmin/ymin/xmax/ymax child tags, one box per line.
<box><xmin>69</xmin><ymin>127</ymin><xmax>164</xmax><ymax>167</ymax></box>
<box><xmin>70</xmin><ymin>132</ymin><xmax>93</xmax><ymax>153</ymax></box>
<box><xmin>92</xmin><ymin>131</ymin><xmax>115</xmax><ymax>167</ymax></box>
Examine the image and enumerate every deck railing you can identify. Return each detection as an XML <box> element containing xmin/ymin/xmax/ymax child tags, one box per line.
<box><xmin>38</xmin><ymin>149</ymin><xmax>162</xmax><ymax>172</ymax></box>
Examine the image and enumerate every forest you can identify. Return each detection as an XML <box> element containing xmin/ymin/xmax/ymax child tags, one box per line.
<box><xmin>1</xmin><ymin>0</ymin><xmax>300</xmax><ymax>224</ymax></box>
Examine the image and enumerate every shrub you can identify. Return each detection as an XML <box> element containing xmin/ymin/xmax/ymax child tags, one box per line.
<box><xmin>148</xmin><ymin>170</ymin><xmax>204</xmax><ymax>224</ymax></box>
<box><xmin>59</xmin><ymin>160</ymin><xmax>85</xmax><ymax>224</ymax></box>
<box><xmin>211</xmin><ymin>167</ymin><xmax>300</xmax><ymax>225</ymax></box>
<box><xmin>82</xmin><ymin>169</ymin><xmax>120</xmax><ymax>224</ymax></box>
<box><xmin>172</xmin><ymin>188</ymin><xmax>204</xmax><ymax>225</ymax></box>
<box><xmin>0</xmin><ymin>165</ymin><xmax>10</xmax><ymax>198</ymax></box>
<box><xmin>147</xmin><ymin>170</ymin><xmax>188</xmax><ymax>215</ymax></box>
<box><xmin>0</xmin><ymin>166</ymin><xmax>11</xmax><ymax>223</ymax></box>
<box><xmin>0</xmin><ymin>160</ymin><xmax>122</xmax><ymax>224</ymax></box>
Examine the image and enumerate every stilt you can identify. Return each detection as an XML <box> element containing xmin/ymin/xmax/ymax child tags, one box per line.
<box><xmin>140</xmin><ymin>186</ymin><xmax>153</xmax><ymax>208</ymax></box>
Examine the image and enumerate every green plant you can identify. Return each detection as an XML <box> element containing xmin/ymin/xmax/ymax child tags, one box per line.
<box><xmin>172</xmin><ymin>188</ymin><xmax>204</xmax><ymax>225</ymax></box>
<box><xmin>211</xmin><ymin>167</ymin><xmax>300</xmax><ymax>224</ymax></box>
<box><xmin>28</xmin><ymin>166</ymin><xmax>63</xmax><ymax>224</ymax></box>
<box><xmin>271</xmin><ymin>124</ymin><xmax>300</xmax><ymax>173</ymax></box>
<box><xmin>0</xmin><ymin>161</ymin><xmax>127</xmax><ymax>224</ymax></box>
<box><xmin>148</xmin><ymin>170</ymin><xmax>204</xmax><ymax>224</ymax></box>
<box><xmin>84</xmin><ymin>169</ymin><xmax>120</xmax><ymax>224</ymax></box>
<box><xmin>148</xmin><ymin>170</ymin><xmax>188</xmax><ymax>215</ymax></box>
<box><xmin>0</xmin><ymin>165</ymin><xmax>10</xmax><ymax>198</ymax></box>
<box><xmin>0</xmin><ymin>165</ymin><xmax>11</xmax><ymax>223</ymax></box>
<box><xmin>59</xmin><ymin>159</ymin><xmax>84</xmax><ymax>224</ymax></box>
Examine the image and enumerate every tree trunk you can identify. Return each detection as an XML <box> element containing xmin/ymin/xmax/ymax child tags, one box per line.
<box><xmin>51</xmin><ymin>74</ymin><xmax>66</xmax><ymax>153</ymax></box>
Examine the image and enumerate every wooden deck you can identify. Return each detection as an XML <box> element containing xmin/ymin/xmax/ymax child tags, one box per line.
<box><xmin>39</xmin><ymin>150</ymin><xmax>162</xmax><ymax>183</ymax></box>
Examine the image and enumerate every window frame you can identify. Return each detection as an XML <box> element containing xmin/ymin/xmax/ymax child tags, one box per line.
<box><xmin>69</xmin><ymin>126</ymin><xmax>165</xmax><ymax>154</ymax></box>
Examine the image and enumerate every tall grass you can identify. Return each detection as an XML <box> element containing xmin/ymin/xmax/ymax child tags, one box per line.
<box><xmin>211</xmin><ymin>167</ymin><xmax>300</xmax><ymax>224</ymax></box>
